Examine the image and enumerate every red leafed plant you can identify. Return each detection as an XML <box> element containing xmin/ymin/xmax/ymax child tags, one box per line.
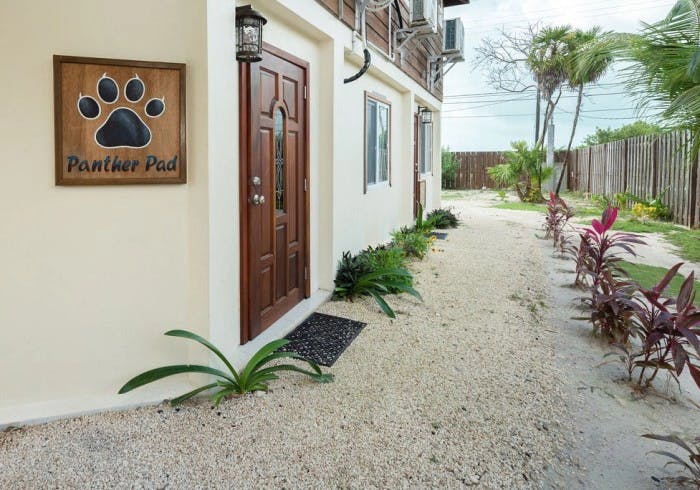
<box><xmin>642</xmin><ymin>433</ymin><xmax>700</xmax><ymax>487</ymax></box>
<box><xmin>543</xmin><ymin>191</ymin><xmax>575</xmax><ymax>251</ymax></box>
<box><xmin>565</xmin><ymin>233</ymin><xmax>592</xmax><ymax>289</ymax></box>
<box><xmin>581</xmin><ymin>207</ymin><xmax>646</xmax><ymax>288</ymax></box>
<box><xmin>627</xmin><ymin>263</ymin><xmax>700</xmax><ymax>390</ymax></box>
<box><xmin>582</xmin><ymin>269</ymin><xmax>637</xmax><ymax>343</ymax></box>
<box><xmin>574</xmin><ymin>207</ymin><xmax>646</xmax><ymax>342</ymax></box>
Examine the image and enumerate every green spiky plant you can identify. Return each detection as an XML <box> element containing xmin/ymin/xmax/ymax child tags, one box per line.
<box><xmin>487</xmin><ymin>141</ymin><xmax>552</xmax><ymax>203</ymax></box>
<box><xmin>118</xmin><ymin>330</ymin><xmax>333</xmax><ymax>406</ymax></box>
<box><xmin>333</xmin><ymin>250</ymin><xmax>422</xmax><ymax>318</ymax></box>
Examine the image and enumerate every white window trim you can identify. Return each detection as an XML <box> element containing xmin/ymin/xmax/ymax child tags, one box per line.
<box><xmin>364</xmin><ymin>92</ymin><xmax>392</xmax><ymax>192</ymax></box>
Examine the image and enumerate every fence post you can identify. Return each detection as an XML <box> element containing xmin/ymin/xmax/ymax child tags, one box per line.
<box><xmin>587</xmin><ymin>147</ymin><xmax>592</xmax><ymax>194</ymax></box>
<box><xmin>690</xmin><ymin>150</ymin><xmax>699</xmax><ymax>228</ymax></box>
<box><xmin>623</xmin><ymin>139</ymin><xmax>629</xmax><ymax>192</ymax></box>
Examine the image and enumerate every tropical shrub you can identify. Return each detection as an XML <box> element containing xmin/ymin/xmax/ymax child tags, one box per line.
<box><xmin>487</xmin><ymin>141</ymin><xmax>552</xmax><ymax>203</ymax></box>
<box><xmin>392</xmin><ymin>227</ymin><xmax>431</xmax><ymax>259</ymax></box>
<box><xmin>581</xmin><ymin>269</ymin><xmax>636</xmax><ymax>343</ymax></box>
<box><xmin>627</xmin><ymin>188</ymin><xmax>672</xmax><ymax>221</ymax></box>
<box><xmin>578</xmin><ymin>207</ymin><xmax>645</xmax><ymax>289</ymax></box>
<box><xmin>565</xmin><ymin>233</ymin><xmax>592</xmax><ymax>289</ymax></box>
<box><xmin>441</xmin><ymin>147</ymin><xmax>458</xmax><ymax>189</ymax></box>
<box><xmin>642</xmin><ymin>433</ymin><xmax>700</xmax><ymax>487</ymax></box>
<box><xmin>333</xmin><ymin>250</ymin><xmax>421</xmax><ymax>318</ymax></box>
<box><xmin>357</xmin><ymin>244</ymin><xmax>406</xmax><ymax>271</ymax></box>
<box><xmin>573</xmin><ymin>207</ymin><xmax>645</xmax><ymax>341</ymax></box>
<box><xmin>119</xmin><ymin>330</ymin><xmax>333</xmax><ymax>406</ymax></box>
<box><xmin>426</xmin><ymin>207</ymin><xmax>460</xmax><ymax>229</ymax></box>
<box><xmin>625</xmin><ymin>263</ymin><xmax>700</xmax><ymax>390</ymax></box>
<box><xmin>543</xmin><ymin>191</ymin><xmax>574</xmax><ymax>251</ymax></box>
<box><xmin>591</xmin><ymin>193</ymin><xmax>613</xmax><ymax>209</ymax></box>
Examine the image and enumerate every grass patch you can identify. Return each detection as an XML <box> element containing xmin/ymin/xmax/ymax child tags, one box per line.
<box><xmin>611</xmin><ymin>219</ymin><xmax>682</xmax><ymax>234</ymax></box>
<box><xmin>665</xmin><ymin>229</ymin><xmax>700</xmax><ymax>263</ymax></box>
<box><xmin>573</xmin><ymin>206</ymin><xmax>606</xmax><ymax>217</ymax></box>
<box><xmin>493</xmin><ymin>202</ymin><xmax>545</xmax><ymax>212</ymax></box>
<box><xmin>620</xmin><ymin>261</ymin><xmax>699</xmax><ymax>304</ymax></box>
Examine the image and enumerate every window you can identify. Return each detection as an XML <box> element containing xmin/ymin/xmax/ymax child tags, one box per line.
<box><xmin>420</xmin><ymin>121</ymin><xmax>433</xmax><ymax>174</ymax></box>
<box><xmin>365</xmin><ymin>93</ymin><xmax>391</xmax><ymax>189</ymax></box>
<box><xmin>274</xmin><ymin>107</ymin><xmax>285</xmax><ymax>212</ymax></box>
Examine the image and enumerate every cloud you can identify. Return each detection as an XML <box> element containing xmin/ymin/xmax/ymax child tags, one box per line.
<box><xmin>442</xmin><ymin>0</ymin><xmax>674</xmax><ymax>151</ymax></box>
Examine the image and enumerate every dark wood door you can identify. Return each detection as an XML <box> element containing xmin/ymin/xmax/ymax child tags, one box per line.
<box><xmin>239</xmin><ymin>45</ymin><xmax>309</xmax><ymax>343</ymax></box>
<box><xmin>413</xmin><ymin>114</ymin><xmax>421</xmax><ymax>218</ymax></box>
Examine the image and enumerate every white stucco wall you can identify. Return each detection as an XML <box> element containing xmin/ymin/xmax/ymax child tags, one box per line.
<box><xmin>0</xmin><ymin>0</ymin><xmax>444</xmax><ymax>426</ymax></box>
<box><xmin>0</xmin><ymin>0</ymin><xmax>210</xmax><ymax>425</ymax></box>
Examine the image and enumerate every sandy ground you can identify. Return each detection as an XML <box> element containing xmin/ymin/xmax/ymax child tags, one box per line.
<box><xmin>448</xmin><ymin>191</ymin><xmax>700</xmax><ymax>489</ymax></box>
<box><xmin>2</xmin><ymin>191</ymin><xmax>698</xmax><ymax>489</ymax></box>
<box><xmin>0</xmin><ymin>195</ymin><xmax>570</xmax><ymax>489</ymax></box>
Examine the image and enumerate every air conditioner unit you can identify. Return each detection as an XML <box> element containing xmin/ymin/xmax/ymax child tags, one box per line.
<box><xmin>410</xmin><ymin>0</ymin><xmax>438</xmax><ymax>35</ymax></box>
<box><xmin>443</xmin><ymin>18</ymin><xmax>465</xmax><ymax>61</ymax></box>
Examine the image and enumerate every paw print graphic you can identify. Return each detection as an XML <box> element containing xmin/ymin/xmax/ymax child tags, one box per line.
<box><xmin>77</xmin><ymin>73</ymin><xmax>165</xmax><ymax>149</ymax></box>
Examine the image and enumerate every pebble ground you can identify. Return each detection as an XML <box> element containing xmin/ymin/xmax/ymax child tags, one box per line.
<box><xmin>0</xmin><ymin>204</ymin><xmax>571</xmax><ymax>488</ymax></box>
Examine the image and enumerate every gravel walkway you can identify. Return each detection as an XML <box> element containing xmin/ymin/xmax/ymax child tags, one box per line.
<box><xmin>0</xmin><ymin>203</ymin><xmax>570</xmax><ymax>488</ymax></box>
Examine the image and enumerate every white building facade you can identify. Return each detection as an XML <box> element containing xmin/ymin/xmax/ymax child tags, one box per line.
<box><xmin>0</xmin><ymin>0</ymin><xmax>466</xmax><ymax>426</ymax></box>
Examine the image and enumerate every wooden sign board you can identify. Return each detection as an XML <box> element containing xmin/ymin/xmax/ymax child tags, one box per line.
<box><xmin>54</xmin><ymin>55</ymin><xmax>186</xmax><ymax>185</ymax></box>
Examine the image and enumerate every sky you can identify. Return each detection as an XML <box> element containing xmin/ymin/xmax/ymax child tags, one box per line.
<box><xmin>441</xmin><ymin>0</ymin><xmax>678</xmax><ymax>151</ymax></box>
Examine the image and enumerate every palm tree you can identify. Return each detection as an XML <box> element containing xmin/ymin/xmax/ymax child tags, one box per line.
<box><xmin>487</xmin><ymin>141</ymin><xmax>553</xmax><ymax>202</ymax></box>
<box><xmin>554</xmin><ymin>27</ymin><xmax>613</xmax><ymax>195</ymax></box>
<box><xmin>627</xmin><ymin>0</ymin><xmax>700</xmax><ymax>156</ymax></box>
<box><xmin>579</xmin><ymin>0</ymin><xmax>700</xmax><ymax>158</ymax></box>
<box><xmin>527</xmin><ymin>25</ymin><xmax>574</xmax><ymax>147</ymax></box>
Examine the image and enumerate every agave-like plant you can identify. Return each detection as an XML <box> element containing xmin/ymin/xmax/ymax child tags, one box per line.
<box><xmin>119</xmin><ymin>330</ymin><xmax>333</xmax><ymax>406</ymax></box>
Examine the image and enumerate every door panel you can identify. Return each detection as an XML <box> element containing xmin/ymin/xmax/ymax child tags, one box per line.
<box><xmin>240</xmin><ymin>46</ymin><xmax>308</xmax><ymax>342</ymax></box>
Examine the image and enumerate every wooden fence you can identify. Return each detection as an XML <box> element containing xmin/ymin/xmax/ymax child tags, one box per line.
<box><xmin>569</xmin><ymin>131</ymin><xmax>699</xmax><ymax>227</ymax></box>
<box><xmin>445</xmin><ymin>150</ymin><xmax>566</xmax><ymax>190</ymax></box>
<box><xmin>444</xmin><ymin>151</ymin><xmax>507</xmax><ymax>190</ymax></box>
<box><xmin>447</xmin><ymin>131</ymin><xmax>700</xmax><ymax>227</ymax></box>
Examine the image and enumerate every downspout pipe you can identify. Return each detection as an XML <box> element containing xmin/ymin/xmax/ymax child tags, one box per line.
<box><xmin>344</xmin><ymin>48</ymin><xmax>371</xmax><ymax>84</ymax></box>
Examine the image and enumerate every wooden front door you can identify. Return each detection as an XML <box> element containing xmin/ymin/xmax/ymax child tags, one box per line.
<box><xmin>413</xmin><ymin>114</ymin><xmax>421</xmax><ymax>218</ymax></box>
<box><xmin>239</xmin><ymin>45</ymin><xmax>309</xmax><ymax>343</ymax></box>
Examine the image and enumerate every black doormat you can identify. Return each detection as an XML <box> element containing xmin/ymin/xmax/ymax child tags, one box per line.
<box><xmin>431</xmin><ymin>232</ymin><xmax>448</xmax><ymax>240</ymax></box>
<box><xmin>279</xmin><ymin>313</ymin><xmax>366</xmax><ymax>367</ymax></box>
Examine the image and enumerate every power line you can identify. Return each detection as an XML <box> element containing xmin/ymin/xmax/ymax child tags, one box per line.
<box><xmin>443</xmin><ymin>82</ymin><xmax>626</xmax><ymax>99</ymax></box>
<box><xmin>442</xmin><ymin>91</ymin><xmax>630</xmax><ymax>106</ymax></box>
<box><xmin>464</xmin><ymin>1</ymin><xmax>676</xmax><ymax>35</ymax></box>
<box><xmin>459</xmin><ymin>0</ymin><xmax>672</xmax><ymax>27</ymax></box>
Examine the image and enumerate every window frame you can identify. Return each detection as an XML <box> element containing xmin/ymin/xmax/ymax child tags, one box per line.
<box><xmin>364</xmin><ymin>91</ymin><xmax>392</xmax><ymax>193</ymax></box>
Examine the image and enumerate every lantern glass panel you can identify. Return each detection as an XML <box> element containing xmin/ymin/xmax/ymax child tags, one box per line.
<box><xmin>236</xmin><ymin>7</ymin><xmax>266</xmax><ymax>62</ymax></box>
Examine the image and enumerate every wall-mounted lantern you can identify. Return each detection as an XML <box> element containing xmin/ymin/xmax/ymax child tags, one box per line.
<box><xmin>236</xmin><ymin>5</ymin><xmax>267</xmax><ymax>63</ymax></box>
<box><xmin>418</xmin><ymin>106</ymin><xmax>433</xmax><ymax>124</ymax></box>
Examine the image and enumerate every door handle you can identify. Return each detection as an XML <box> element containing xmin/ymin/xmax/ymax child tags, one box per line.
<box><xmin>251</xmin><ymin>194</ymin><xmax>266</xmax><ymax>205</ymax></box>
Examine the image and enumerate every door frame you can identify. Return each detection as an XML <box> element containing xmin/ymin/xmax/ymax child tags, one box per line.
<box><xmin>238</xmin><ymin>43</ymin><xmax>311</xmax><ymax>345</ymax></box>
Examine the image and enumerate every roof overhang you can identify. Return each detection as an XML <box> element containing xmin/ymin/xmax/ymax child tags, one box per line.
<box><xmin>444</xmin><ymin>0</ymin><xmax>469</xmax><ymax>6</ymax></box>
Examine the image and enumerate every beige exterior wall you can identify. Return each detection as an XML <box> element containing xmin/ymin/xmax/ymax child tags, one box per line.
<box><xmin>0</xmin><ymin>0</ymin><xmax>210</xmax><ymax>425</ymax></box>
<box><xmin>0</xmin><ymin>0</ymin><xmax>443</xmax><ymax>426</ymax></box>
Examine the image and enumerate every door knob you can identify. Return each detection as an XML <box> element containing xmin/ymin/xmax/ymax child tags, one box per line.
<box><xmin>251</xmin><ymin>194</ymin><xmax>265</xmax><ymax>205</ymax></box>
